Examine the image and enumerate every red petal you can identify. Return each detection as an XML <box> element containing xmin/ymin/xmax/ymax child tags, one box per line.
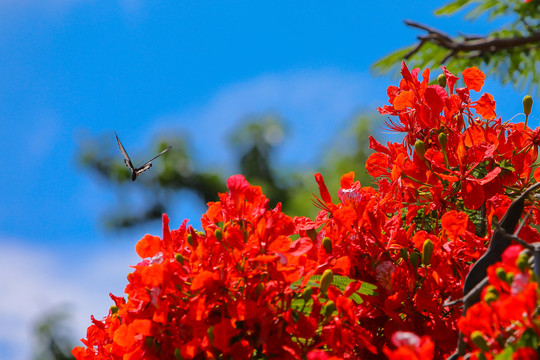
<box><xmin>441</xmin><ymin>66</ymin><xmax>459</xmax><ymax>93</ymax></box>
<box><xmin>393</xmin><ymin>90</ymin><xmax>414</xmax><ymax>110</ymax></box>
<box><xmin>135</xmin><ymin>234</ymin><xmax>161</xmax><ymax>258</ymax></box>
<box><xmin>461</xmin><ymin>180</ymin><xmax>485</xmax><ymax>210</ymax></box>
<box><xmin>314</xmin><ymin>173</ymin><xmax>333</xmax><ymax>206</ymax></box>
<box><xmin>287</xmin><ymin>237</ymin><xmax>313</xmax><ymax>256</ymax></box>
<box><xmin>340</xmin><ymin>171</ymin><xmax>355</xmax><ymax>188</ymax></box>
<box><xmin>441</xmin><ymin>210</ymin><xmax>469</xmax><ymax>239</ymax></box>
<box><xmin>463</xmin><ymin>67</ymin><xmax>485</xmax><ymax>92</ymax></box>
<box><xmin>424</xmin><ymin>85</ymin><xmax>446</xmax><ymax>116</ymax></box>
<box><xmin>474</xmin><ymin>93</ymin><xmax>497</xmax><ymax>120</ymax></box>
<box><xmin>369</xmin><ymin>136</ymin><xmax>391</xmax><ymax>154</ymax></box>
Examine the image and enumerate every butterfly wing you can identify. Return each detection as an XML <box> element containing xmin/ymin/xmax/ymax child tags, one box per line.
<box><xmin>136</xmin><ymin>146</ymin><xmax>172</xmax><ymax>170</ymax></box>
<box><xmin>135</xmin><ymin>163</ymin><xmax>153</xmax><ymax>176</ymax></box>
<box><xmin>114</xmin><ymin>132</ymin><xmax>135</xmax><ymax>171</ymax></box>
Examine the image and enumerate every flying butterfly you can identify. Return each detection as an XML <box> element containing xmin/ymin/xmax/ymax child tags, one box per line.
<box><xmin>114</xmin><ymin>131</ymin><xmax>171</xmax><ymax>181</ymax></box>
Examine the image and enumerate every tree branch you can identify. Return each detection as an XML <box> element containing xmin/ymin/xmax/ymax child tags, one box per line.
<box><xmin>403</xmin><ymin>19</ymin><xmax>540</xmax><ymax>62</ymax></box>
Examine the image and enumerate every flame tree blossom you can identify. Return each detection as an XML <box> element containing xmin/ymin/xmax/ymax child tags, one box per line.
<box><xmin>74</xmin><ymin>63</ymin><xmax>540</xmax><ymax>359</ymax></box>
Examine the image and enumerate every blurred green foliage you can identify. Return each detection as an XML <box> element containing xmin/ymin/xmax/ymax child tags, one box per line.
<box><xmin>79</xmin><ymin>114</ymin><xmax>375</xmax><ymax>228</ymax></box>
<box><xmin>33</xmin><ymin>310</ymin><xmax>75</xmax><ymax>360</ymax></box>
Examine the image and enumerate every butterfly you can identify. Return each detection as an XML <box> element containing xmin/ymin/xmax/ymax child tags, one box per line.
<box><xmin>114</xmin><ymin>131</ymin><xmax>171</xmax><ymax>181</ymax></box>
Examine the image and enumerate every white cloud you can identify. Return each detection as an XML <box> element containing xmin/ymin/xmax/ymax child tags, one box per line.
<box><xmin>159</xmin><ymin>69</ymin><xmax>385</xmax><ymax>167</ymax></box>
<box><xmin>0</xmin><ymin>237</ymin><xmax>140</xmax><ymax>360</ymax></box>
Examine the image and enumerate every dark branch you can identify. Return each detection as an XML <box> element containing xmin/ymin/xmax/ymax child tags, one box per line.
<box><xmin>403</xmin><ymin>19</ymin><xmax>540</xmax><ymax>61</ymax></box>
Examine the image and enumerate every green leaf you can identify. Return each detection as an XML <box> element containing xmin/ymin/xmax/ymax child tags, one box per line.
<box><xmin>291</xmin><ymin>275</ymin><xmax>378</xmax><ymax>305</ymax></box>
<box><xmin>435</xmin><ymin>0</ymin><xmax>475</xmax><ymax>15</ymax></box>
<box><xmin>493</xmin><ymin>346</ymin><xmax>513</xmax><ymax>360</ymax></box>
<box><xmin>517</xmin><ymin>328</ymin><xmax>539</xmax><ymax>349</ymax></box>
<box><xmin>372</xmin><ymin>47</ymin><xmax>415</xmax><ymax>76</ymax></box>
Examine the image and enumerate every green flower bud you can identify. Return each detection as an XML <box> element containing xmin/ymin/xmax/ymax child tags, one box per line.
<box><xmin>400</xmin><ymin>248</ymin><xmax>408</xmax><ymax>261</ymax></box>
<box><xmin>438</xmin><ymin>132</ymin><xmax>448</xmax><ymax>149</ymax></box>
<box><xmin>187</xmin><ymin>234</ymin><xmax>193</xmax><ymax>246</ymax></box>
<box><xmin>303</xmin><ymin>286</ymin><xmax>314</xmax><ymax>302</ymax></box>
<box><xmin>175</xmin><ymin>253</ymin><xmax>184</xmax><ymax>264</ymax></box>
<box><xmin>437</xmin><ymin>74</ymin><xmax>447</xmax><ymax>88</ymax></box>
<box><xmin>483</xmin><ymin>292</ymin><xmax>498</xmax><ymax>304</ymax></box>
<box><xmin>438</xmin><ymin>132</ymin><xmax>450</xmax><ymax>168</ymax></box>
<box><xmin>322</xmin><ymin>237</ymin><xmax>333</xmax><ymax>253</ymax></box>
<box><xmin>485</xmin><ymin>285</ymin><xmax>498</xmax><ymax>297</ymax></box>
<box><xmin>323</xmin><ymin>300</ymin><xmax>336</xmax><ymax>317</ymax></box>
<box><xmin>110</xmin><ymin>305</ymin><xmax>119</xmax><ymax>314</ymax></box>
<box><xmin>214</xmin><ymin>229</ymin><xmax>222</xmax><ymax>241</ymax></box>
<box><xmin>471</xmin><ymin>330</ymin><xmax>490</xmax><ymax>352</ymax></box>
<box><xmin>319</xmin><ymin>269</ymin><xmax>334</xmax><ymax>296</ymax></box>
<box><xmin>523</xmin><ymin>95</ymin><xmax>533</xmax><ymax>116</ymax></box>
<box><xmin>422</xmin><ymin>239</ymin><xmax>435</xmax><ymax>266</ymax></box>
<box><xmin>306</xmin><ymin>228</ymin><xmax>317</xmax><ymax>241</ymax></box>
<box><xmin>207</xmin><ymin>326</ymin><xmax>214</xmax><ymax>345</ymax></box>
<box><xmin>484</xmin><ymin>285</ymin><xmax>499</xmax><ymax>304</ymax></box>
<box><xmin>495</xmin><ymin>267</ymin><xmax>507</xmax><ymax>282</ymax></box>
<box><xmin>517</xmin><ymin>251</ymin><xmax>530</xmax><ymax>272</ymax></box>
<box><xmin>255</xmin><ymin>283</ymin><xmax>264</xmax><ymax>297</ymax></box>
<box><xmin>174</xmin><ymin>348</ymin><xmax>183</xmax><ymax>360</ymax></box>
<box><xmin>409</xmin><ymin>252</ymin><xmax>420</xmax><ymax>268</ymax></box>
<box><xmin>414</xmin><ymin>140</ymin><xmax>426</xmax><ymax>161</ymax></box>
<box><xmin>507</xmin><ymin>273</ymin><xmax>514</xmax><ymax>284</ymax></box>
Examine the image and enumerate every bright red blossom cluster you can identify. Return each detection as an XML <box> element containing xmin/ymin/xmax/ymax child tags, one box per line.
<box><xmin>74</xmin><ymin>63</ymin><xmax>540</xmax><ymax>359</ymax></box>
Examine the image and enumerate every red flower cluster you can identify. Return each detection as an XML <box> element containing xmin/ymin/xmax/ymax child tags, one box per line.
<box><xmin>458</xmin><ymin>244</ymin><xmax>540</xmax><ymax>359</ymax></box>
<box><xmin>73</xmin><ymin>62</ymin><xmax>540</xmax><ymax>359</ymax></box>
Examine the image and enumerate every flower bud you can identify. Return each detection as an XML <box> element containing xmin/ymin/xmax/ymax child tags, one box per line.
<box><xmin>523</xmin><ymin>95</ymin><xmax>533</xmax><ymax>116</ymax></box>
<box><xmin>495</xmin><ymin>267</ymin><xmax>507</xmax><ymax>282</ymax></box>
<box><xmin>422</xmin><ymin>239</ymin><xmax>434</xmax><ymax>266</ymax></box>
<box><xmin>437</xmin><ymin>74</ymin><xmax>447</xmax><ymax>88</ymax></box>
<box><xmin>214</xmin><ymin>229</ymin><xmax>222</xmax><ymax>241</ymax></box>
<box><xmin>471</xmin><ymin>330</ymin><xmax>490</xmax><ymax>352</ymax></box>
<box><xmin>207</xmin><ymin>326</ymin><xmax>214</xmax><ymax>345</ymax></box>
<box><xmin>323</xmin><ymin>300</ymin><xmax>336</xmax><ymax>317</ymax></box>
<box><xmin>517</xmin><ymin>251</ymin><xmax>530</xmax><ymax>272</ymax></box>
<box><xmin>483</xmin><ymin>286</ymin><xmax>499</xmax><ymax>304</ymax></box>
<box><xmin>319</xmin><ymin>269</ymin><xmax>334</xmax><ymax>296</ymax></box>
<box><xmin>507</xmin><ymin>273</ymin><xmax>514</xmax><ymax>283</ymax></box>
<box><xmin>255</xmin><ymin>283</ymin><xmax>264</xmax><ymax>297</ymax></box>
<box><xmin>175</xmin><ymin>253</ymin><xmax>184</xmax><ymax>264</ymax></box>
<box><xmin>485</xmin><ymin>285</ymin><xmax>498</xmax><ymax>297</ymax></box>
<box><xmin>409</xmin><ymin>252</ymin><xmax>420</xmax><ymax>268</ymax></box>
<box><xmin>483</xmin><ymin>292</ymin><xmax>498</xmax><ymax>304</ymax></box>
<box><xmin>187</xmin><ymin>234</ymin><xmax>193</xmax><ymax>246</ymax></box>
<box><xmin>400</xmin><ymin>248</ymin><xmax>408</xmax><ymax>261</ymax></box>
<box><xmin>174</xmin><ymin>348</ymin><xmax>182</xmax><ymax>360</ymax></box>
<box><xmin>414</xmin><ymin>140</ymin><xmax>426</xmax><ymax>161</ymax></box>
<box><xmin>303</xmin><ymin>286</ymin><xmax>314</xmax><ymax>302</ymax></box>
<box><xmin>110</xmin><ymin>305</ymin><xmax>119</xmax><ymax>314</ymax></box>
<box><xmin>438</xmin><ymin>132</ymin><xmax>447</xmax><ymax>149</ymax></box>
<box><xmin>306</xmin><ymin>228</ymin><xmax>317</xmax><ymax>241</ymax></box>
<box><xmin>322</xmin><ymin>237</ymin><xmax>333</xmax><ymax>253</ymax></box>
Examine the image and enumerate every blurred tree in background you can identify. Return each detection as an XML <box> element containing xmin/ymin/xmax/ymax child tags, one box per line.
<box><xmin>33</xmin><ymin>310</ymin><xmax>75</xmax><ymax>360</ymax></box>
<box><xmin>79</xmin><ymin>114</ymin><xmax>375</xmax><ymax>228</ymax></box>
<box><xmin>373</xmin><ymin>0</ymin><xmax>540</xmax><ymax>94</ymax></box>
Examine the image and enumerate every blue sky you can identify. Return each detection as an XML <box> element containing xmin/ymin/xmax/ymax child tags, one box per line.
<box><xmin>0</xmin><ymin>1</ymin><xmax>535</xmax><ymax>359</ymax></box>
